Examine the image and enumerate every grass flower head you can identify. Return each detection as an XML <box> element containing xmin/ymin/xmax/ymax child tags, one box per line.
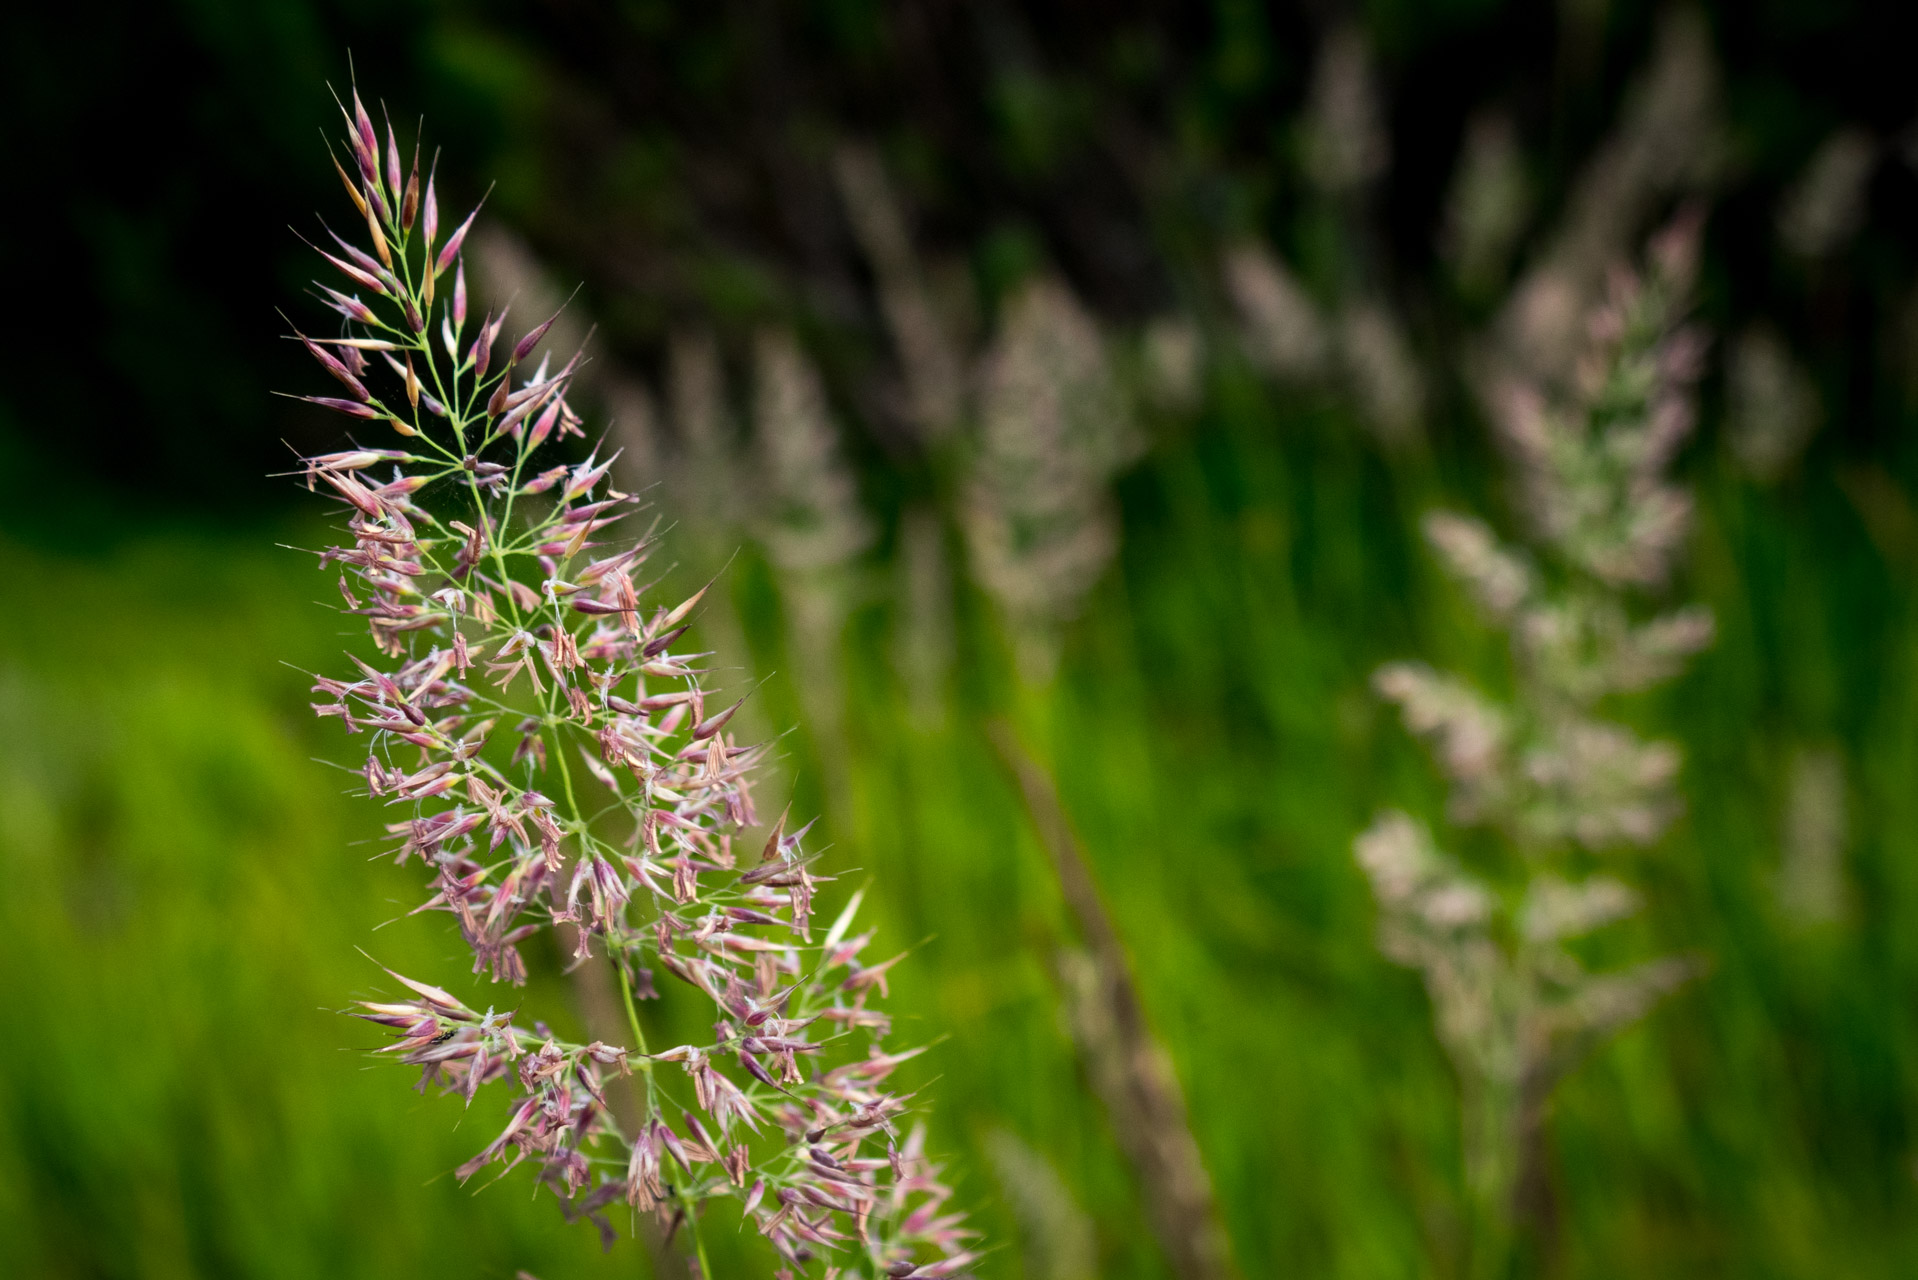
<box><xmin>287</xmin><ymin>89</ymin><xmax>975</xmax><ymax>1278</ymax></box>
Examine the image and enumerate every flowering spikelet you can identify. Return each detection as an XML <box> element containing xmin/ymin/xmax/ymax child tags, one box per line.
<box><xmin>1356</xmin><ymin>214</ymin><xmax>1714</xmax><ymax>1237</ymax></box>
<box><xmin>288</xmin><ymin>96</ymin><xmax>973</xmax><ymax>1278</ymax></box>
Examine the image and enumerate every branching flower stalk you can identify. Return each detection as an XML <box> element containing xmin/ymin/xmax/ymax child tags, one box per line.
<box><xmin>1355</xmin><ymin>213</ymin><xmax>1714</xmax><ymax>1267</ymax></box>
<box><xmin>288</xmin><ymin>92</ymin><xmax>974</xmax><ymax>1278</ymax></box>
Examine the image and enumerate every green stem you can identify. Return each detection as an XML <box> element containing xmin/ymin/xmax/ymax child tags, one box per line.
<box><xmin>552</xmin><ymin>729</ymin><xmax>584</xmax><ymax>820</ymax></box>
<box><xmin>615</xmin><ymin>950</ymin><xmax>660</xmax><ymax>1121</ymax></box>
<box><xmin>683</xmin><ymin>1190</ymin><xmax>714</xmax><ymax>1278</ymax></box>
<box><xmin>615</xmin><ymin>957</ymin><xmax>652</xmax><ymax>1059</ymax></box>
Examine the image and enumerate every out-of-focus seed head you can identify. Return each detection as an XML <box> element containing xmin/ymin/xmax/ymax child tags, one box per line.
<box><xmin>1356</xmin><ymin>217</ymin><xmax>1713</xmax><ymax>1224</ymax></box>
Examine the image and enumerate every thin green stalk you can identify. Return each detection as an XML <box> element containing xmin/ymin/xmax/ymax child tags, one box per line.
<box><xmin>615</xmin><ymin>958</ymin><xmax>652</xmax><ymax>1061</ymax></box>
<box><xmin>683</xmin><ymin>1192</ymin><xmax>714</xmax><ymax>1278</ymax></box>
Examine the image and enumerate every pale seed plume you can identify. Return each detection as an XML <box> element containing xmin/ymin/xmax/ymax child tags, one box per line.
<box><xmin>965</xmin><ymin>275</ymin><xmax>1138</xmax><ymax>683</ymax></box>
<box><xmin>1489</xmin><ymin>9</ymin><xmax>1722</xmax><ymax>389</ymax></box>
<box><xmin>1359</xmin><ymin>217</ymin><xmax>1714</xmax><ymax>1255</ymax></box>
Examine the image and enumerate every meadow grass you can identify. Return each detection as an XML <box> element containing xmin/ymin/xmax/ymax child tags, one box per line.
<box><xmin>1</xmin><ymin>366</ymin><xmax>1914</xmax><ymax>1276</ymax></box>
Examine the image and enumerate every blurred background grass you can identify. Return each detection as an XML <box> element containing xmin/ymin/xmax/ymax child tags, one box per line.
<box><xmin>5</xmin><ymin>1</ymin><xmax>1918</xmax><ymax>1276</ymax></box>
